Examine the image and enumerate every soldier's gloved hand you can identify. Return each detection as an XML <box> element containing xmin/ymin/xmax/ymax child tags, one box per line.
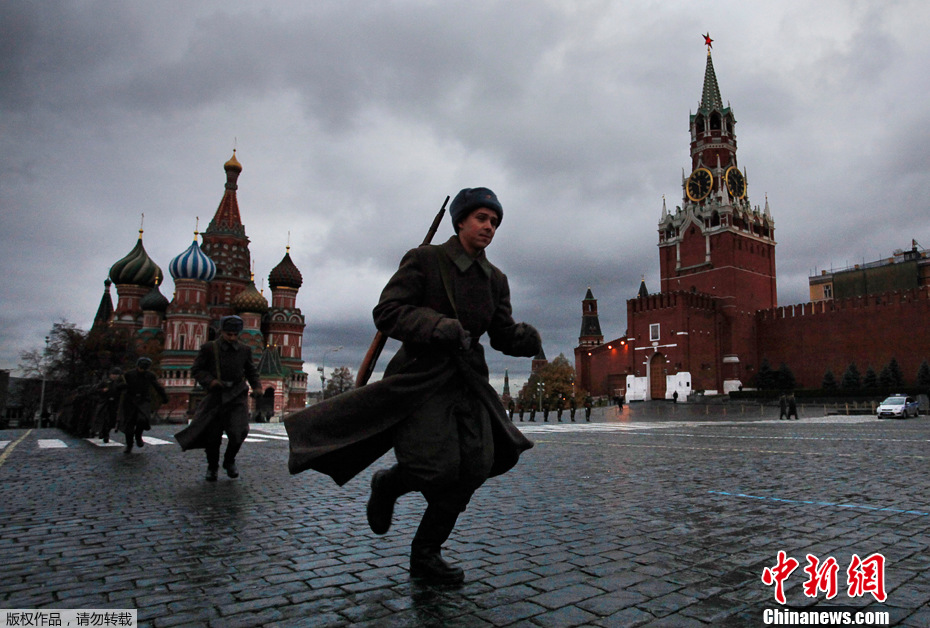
<box><xmin>512</xmin><ymin>323</ymin><xmax>542</xmax><ymax>357</ymax></box>
<box><xmin>432</xmin><ymin>318</ymin><xmax>471</xmax><ymax>352</ymax></box>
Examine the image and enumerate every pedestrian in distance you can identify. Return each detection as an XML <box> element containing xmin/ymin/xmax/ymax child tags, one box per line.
<box><xmin>175</xmin><ymin>315</ymin><xmax>263</xmax><ymax>481</ymax></box>
<box><xmin>788</xmin><ymin>393</ymin><xmax>799</xmax><ymax>420</ymax></box>
<box><xmin>584</xmin><ymin>396</ymin><xmax>592</xmax><ymax>421</ymax></box>
<box><xmin>518</xmin><ymin>403</ymin><xmax>525</xmax><ymax>422</ymax></box>
<box><xmin>779</xmin><ymin>393</ymin><xmax>789</xmax><ymax>420</ymax></box>
<box><xmin>529</xmin><ymin>403</ymin><xmax>537</xmax><ymax>422</ymax></box>
<box><xmin>284</xmin><ymin>187</ymin><xmax>542</xmax><ymax>585</ymax></box>
<box><xmin>118</xmin><ymin>358</ymin><xmax>168</xmax><ymax>453</ymax></box>
<box><xmin>507</xmin><ymin>399</ymin><xmax>515</xmax><ymax>421</ymax></box>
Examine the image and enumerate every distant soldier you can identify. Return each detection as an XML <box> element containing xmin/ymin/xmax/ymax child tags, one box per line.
<box><xmin>507</xmin><ymin>399</ymin><xmax>515</xmax><ymax>421</ymax></box>
<box><xmin>570</xmin><ymin>397</ymin><xmax>577</xmax><ymax>422</ymax></box>
<box><xmin>92</xmin><ymin>367</ymin><xmax>123</xmax><ymax>443</ymax></box>
<box><xmin>556</xmin><ymin>397</ymin><xmax>564</xmax><ymax>422</ymax></box>
<box><xmin>584</xmin><ymin>396</ymin><xmax>592</xmax><ymax>422</ymax></box>
<box><xmin>779</xmin><ymin>393</ymin><xmax>789</xmax><ymax>420</ymax></box>
<box><xmin>542</xmin><ymin>401</ymin><xmax>550</xmax><ymax>422</ymax></box>
<box><xmin>118</xmin><ymin>358</ymin><xmax>168</xmax><ymax>453</ymax></box>
<box><xmin>176</xmin><ymin>315</ymin><xmax>262</xmax><ymax>481</ymax></box>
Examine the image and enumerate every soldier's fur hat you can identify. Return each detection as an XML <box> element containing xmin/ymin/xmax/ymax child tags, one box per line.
<box><xmin>220</xmin><ymin>315</ymin><xmax>244</xmax><ymax>333</ymax></box>
<box><xmin>450</xmin><ymin>187</ymin><xmax>503</xmax><ymax>232</ymax></box>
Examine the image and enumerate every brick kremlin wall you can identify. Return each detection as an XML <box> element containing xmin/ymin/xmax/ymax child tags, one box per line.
<box><xmin>756</xmin><ymin>287</ymin><xmax>930</xmax><ymax>388</ymax></box>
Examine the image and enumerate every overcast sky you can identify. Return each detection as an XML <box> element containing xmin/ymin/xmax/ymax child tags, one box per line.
<box><xmin>2</xmin><ymin>0</ymin><xmax>929</xmax><ymax>394</ymax></box>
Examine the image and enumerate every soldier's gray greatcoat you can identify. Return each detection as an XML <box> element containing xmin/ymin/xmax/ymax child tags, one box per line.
<box><xmin>285</xmin><ymin>236</ymin><xmax>540</xmax><ymax>488</ymax></box>
<box><xmin>175</xmin><ymin>339</ymin><xmax>260</xmax><ymax>451</ymax></box>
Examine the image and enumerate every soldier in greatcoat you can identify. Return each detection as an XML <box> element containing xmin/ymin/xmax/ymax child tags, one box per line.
<box><xmin>92</xmin><ymin>367</ymin><xmax>123</xmax><ymax>443</ymax></box>
<box><xmin>175</xmin><ymin>315</ymin><xmax>262</xmax><ymax>481</ymax></box>
<box><xmin>118</xmin><ymin>358</ymin><xmax>168</xmax><ymax>453</ymax></box>
<box><xmin>285</xmin><ymin>187</ymin><xmax>541</xmax><ymax>585</ymax></box>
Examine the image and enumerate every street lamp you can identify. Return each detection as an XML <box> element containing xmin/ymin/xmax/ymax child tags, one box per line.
<box><xmin>37</xmin><ymin>336</ymin><xmax>49</xmax><ymax>429</ymax></box>
<box><xmin>318</xmin><ymin>346</ymin><xmax>343</xmax><ymax>400</ymax></box>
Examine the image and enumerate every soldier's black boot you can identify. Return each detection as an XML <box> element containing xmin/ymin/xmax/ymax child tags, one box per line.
<box><xmin>205</xmin><ymin>467</ymin><xmax>218</xmax><ymax>482</ymax></box>
<box><xmin>124</xmin><ymin>433</ymin><xmax>133</xmax><ymax>453</ymax></box>
<box><xmin>409</xmin><ymin>504</ymin><xmax>464</xmax><ymax>585</ymax></box>
<box><xmin>223</xmin><ymin>459</ymin><xmax>239</xmax><ymax>478</ymax></box>
<box><xmin>367</xmin><ymin>466</ymin><xmax>410</xmax><ymax>535</ymax></box>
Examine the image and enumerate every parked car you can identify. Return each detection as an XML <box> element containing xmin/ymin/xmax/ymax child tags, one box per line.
<box><xmin>877</xmin><ymin>395</ymin><xmax>919</xmax><ymax>419</ymax></box>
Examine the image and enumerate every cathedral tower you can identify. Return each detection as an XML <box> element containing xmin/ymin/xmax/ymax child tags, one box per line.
<box><xmin>108</xmin><ymin>229</ymin><xmax>163</xmax><ymax>333</ymax></box>
<box><xmin>162</xmin><ymin>229</ymin><xmax>217</xmax><ymax>413</ymax></box>
<box><xmin>267</xmin><ymin>246</ymin><xmax>308</xmax><ymax>409</ymax></box>
<box><xmin>201</xmin><ymin>151</ymin><xmax>253</xmax><ymax>323</ymax></box>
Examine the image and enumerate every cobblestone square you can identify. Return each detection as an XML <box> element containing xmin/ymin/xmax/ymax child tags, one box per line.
<box><xmin>1</xmin><ymin>406</ymin><xmax>927</xmax><ymax>626</ymax></box>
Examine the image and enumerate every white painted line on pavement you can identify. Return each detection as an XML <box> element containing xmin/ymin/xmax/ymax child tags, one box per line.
<box><xmin>84</xmin><ymin>438</ymin><xmax>125</xmax><ymax>447</ymax></box>
<box><xmin>0</xmin><ymin>441</ymin><xmax>9</xmax><ymax>450</ymax></box>
<box><xmin>247</xmin><ymin>432</ymin><xmax>289</xmax><ymax>440</ymax></box>
<box><xmin>38</xmin><ymin>439</ymin><xmax>68</xmax><ymax>448</ymax></box>
<box><xmin>141</xmin><ymin>436</ymin><xmax>173</xmax><ymax>445</ymax></box>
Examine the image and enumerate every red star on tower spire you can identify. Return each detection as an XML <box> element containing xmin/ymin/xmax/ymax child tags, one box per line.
<box><xmin>703</xmin><ymin>33</ymin><xmax>713</xmax><ymax>50</ymax></box>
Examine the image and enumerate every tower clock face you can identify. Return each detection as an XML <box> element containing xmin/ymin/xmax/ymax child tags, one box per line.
<box><xmin>725</xmin><ymin>166</ymin><xmax>746</xmax><ymax>199</ymax></box>
<box><xmin>686</xmin><ymin>168</ymin><xmax>713</xmax><ymax>202</ymax></box>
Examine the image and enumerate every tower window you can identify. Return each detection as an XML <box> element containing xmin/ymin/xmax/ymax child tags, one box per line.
<box><xmin>649</xmin><ymin>324</ymin><xmax>660</xmax><ymax>341</ymax></box>
<box><xmin>710</xmin><ymin>112</ymin><xmax>721</xmax><ymax>130</ymax></box>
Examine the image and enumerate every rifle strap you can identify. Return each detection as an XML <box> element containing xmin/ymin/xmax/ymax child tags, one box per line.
<box><xmin>213</xmin><ymin>341</ymin><xmax>223</xmax><ymax>382</ymax></box>
<box><xmin>435</xmin><ymin>247</ymin><xmax>459</xmax><ymax>320</ymax></box>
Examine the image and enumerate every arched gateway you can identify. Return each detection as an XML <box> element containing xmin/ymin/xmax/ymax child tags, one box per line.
<box><xmin>649</xmin><ymin>353</ymin><xmax>667</xmax><ymax>401</ymax></box>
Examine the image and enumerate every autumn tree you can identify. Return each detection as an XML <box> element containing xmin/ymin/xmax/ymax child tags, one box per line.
<box><xmin>323</xmin><ymin>366</ymin><xmax>355</xmax><ymax>398</ymax></box>
<box><xmin>517</xmin><ymin>353</ymin><xmax>582</xmax><ymax>408</ymax></box>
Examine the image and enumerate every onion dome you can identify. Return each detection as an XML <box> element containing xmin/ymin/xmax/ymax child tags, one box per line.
<box><xmin>232</xmin><ymin>279</ymin><xmax>269</xmax><ymax>314</ymax></box>
<box><xmin>109</xmin><ymin>231</ymin><xmax>163</xmax><ymax>287</ymax></box>
<box><xmin>269</xmin><ymin>248</ymin><xmax>303</xmax><ymax>289</ymax></box>
<box><xmin>140</xmin><ymin>283</ymin><xmax>169</xmax><ymax>312</ymax></box>
<box><xmin>169</xmin><ymin>233</ymin><xmax>217</xmax><ymax>282</ymax></box>
<box><xmin>225</xmin><ymin>150</ymin><xmax>242</xmax><ymax>176</ymax></box>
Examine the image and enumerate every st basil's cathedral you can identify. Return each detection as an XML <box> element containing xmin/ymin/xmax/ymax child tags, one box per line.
<box><xmin>92</xmin><ymin>152</ymin><xmax>308</xmax><ymax>419</ymax></box>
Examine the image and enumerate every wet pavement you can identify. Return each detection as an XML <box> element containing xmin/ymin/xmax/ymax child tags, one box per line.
<box><xmin>1</xmin><ymin>403</ymin><xmax>928</xmax><ymax>627</ymax></box>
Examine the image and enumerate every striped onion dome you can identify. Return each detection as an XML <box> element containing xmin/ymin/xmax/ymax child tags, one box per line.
<box><xmin>269</xmin><ymin>248</ymin><xmax>303</xmax><ymax>289</ymax></box>
<box><xmin>169</xmin><ymin>234</ymin><xmax>217</xmax><ymax>282</ymax></box>
<box><xmin>140</xmin><ymin>283</ymin><xmax>169</xmax><ymax>312</ymax></box>
<box><xmin>232</xmin><ymin>280</ymin><xmax>269</xmax><ymax>314</ymax></box>
<box><xmin>109</xmin><ymin>232</ymin><xmax>163</xmax><ymax>287</ymax></box>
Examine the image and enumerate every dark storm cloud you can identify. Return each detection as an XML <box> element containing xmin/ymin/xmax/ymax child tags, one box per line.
<box><xmin>2</xmin><ymin>0</ymin><xmax>930</xmax><ymax>394</ymax></box>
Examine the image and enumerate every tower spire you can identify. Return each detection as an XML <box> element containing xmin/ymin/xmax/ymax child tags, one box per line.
<box><xmin>700</xmin><ymin>44</ymin><xmax>723</xmax><ymax>113</ymax></box>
